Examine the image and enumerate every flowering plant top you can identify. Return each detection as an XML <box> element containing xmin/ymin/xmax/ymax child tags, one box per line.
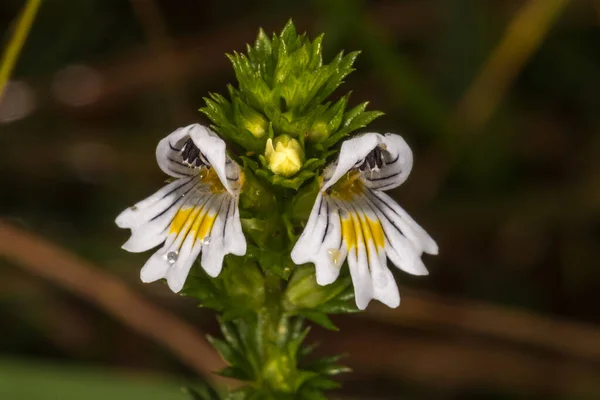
<box><xmin>115</xmin><ymin>20</ymin><xmax>436</xmax><ymax>399</ymax></box>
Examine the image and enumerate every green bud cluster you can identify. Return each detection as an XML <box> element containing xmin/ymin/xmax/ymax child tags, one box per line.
<box><xmin>200</xmin><ymin>20</ymin><xmax>383</xmax><ymax>190</ymax></box>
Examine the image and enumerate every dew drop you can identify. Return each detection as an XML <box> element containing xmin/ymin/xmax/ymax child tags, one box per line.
<box><xmin>327</xmin><ymin>249</ymin><xmax>343</xmax><ymax>269</ymax></box>
<box><xmin>202</xmin><ymin>236</ymin><xmax>211</xmax><ymax>246</ymax></box>
<box><xmin>166</xmin><ymin>251</ymin><xmax>178</xmax><ymax>264</ymax></box>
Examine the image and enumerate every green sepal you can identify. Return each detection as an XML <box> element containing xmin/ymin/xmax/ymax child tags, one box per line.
<box><xmin>255</xmin><ymin>168</ymin><xmax>314</xmax><ymax>190</ymax></box>
<box><xmin>252</xmin><ymin>156</ymin><xmax>323</xmax><ymax>190</ymax></box>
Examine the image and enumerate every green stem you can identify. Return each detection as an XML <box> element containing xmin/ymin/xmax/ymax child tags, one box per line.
<box><xmin>0</xmin><ymin>0</ymin><xmax>41</xmax><ymax>99</ymax></box>
<box><xmin>259</xmin><ymin>273</ymin><xmax>294</xmax><ymax>393</ymax></box>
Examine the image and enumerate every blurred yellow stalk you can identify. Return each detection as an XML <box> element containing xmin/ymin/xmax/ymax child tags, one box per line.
<box><xmin>0</xmin><ymin>0</ymin><xmax>41</xmax><ymax>99</ymax></box>
<box><xmin>456</xmin><ymin>0</ymin><xmax>571</xmax><ymax>132</ymax></box>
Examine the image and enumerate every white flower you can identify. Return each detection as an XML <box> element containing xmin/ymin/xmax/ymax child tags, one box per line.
<box><xmin>291</xmin><ymin>133</ymin><xmax>438</xmax><ymax>310</ymax></box>
<box><xmin>115</xmin><ymin>124</ymin><xmax>246</xmax><ymax>292</ymax></box>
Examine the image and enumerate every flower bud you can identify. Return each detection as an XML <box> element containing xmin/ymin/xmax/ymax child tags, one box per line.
<box><xmin>234</xmin><ymin>100</ymin><xmax>269</xmax><ymax>138</ymax></box>
<box><xmin>307</xmin><ymin>119</ymin><xmax>330</xmax><ymax>143</ymax></box>
<box><xmin>264</xmin><ymin>135</ymin><xmax>304</xmax><ymax>177</ymax></box>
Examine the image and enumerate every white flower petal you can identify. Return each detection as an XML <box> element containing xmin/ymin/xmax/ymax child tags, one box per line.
<box><xmin>166</xmin><ymin>194</ymin><xmax>226</xmax><ymax>291</ymax></box>
<box><xmin>351</xmin><ymin>199</ymin><xmax>401</xmax><ymax>308</ymax></box>
<box><xmin>342</xmin><ymin>207</ymin><xmax>374</xmax><ymax>311</ymax></box>
<box><xmin>291</xmin><ymin>194</ymin><xmax>328</xmax><ymax>263</ymax></box>
<box><xmin>322</xmin><ymin>133</ymin><xmax>413</xmax><ymax>192</ymax></box>
<box><xmin>200</xmin><ymin>194</ymin><xmax>233</xmax><ymax>277</ymax></box>
<box><xmin>364</xmin><ymin>134</ymin><xmax>413</xmax><ymax>191</ymax></box>
<box><xmin>291</xmin><ymin>194</ymin><xmax>344</xmax><ymax>285</ymax></box>
<box><xmin>156</xmin><ymin>125</ymin><xmax>200</xmax><ymax>178</ymax></box>
<box><xmin>358</xmin><ymin>192</ymin><xmax>429</xmax><ymax>275</ymax></box>
<box><xmin>367</xmin><ymin>190</ymin><xmax>438</xmax><ymax>255</ymax></box>
<box><xmin>156</xmin><ymin>123</ymin><xmax>241</xmax><ymax>195</ymax></box>
<box><xmin>322</xmin><ymin>133</ymin><xmax>382</xmax><ymax>191</ymax></box>
<box><xmin>225</xmin><ymin>197</ymin><xmax>247</xmax><ymax>256</ymax></box>
<box><xmin>313</xmin><ymin>202</ymin><xmax>344</xmax><ymax>286</ymax></box>
<box><xmin>115</xmin><ymin>175</ymin><xmax>200</xmax><ymax>230</ymax></box>
<box><xmin>292</xmin><ymin>132</ymin><xmax>435</xmax><ymax>310</ymax></box>
<box><xmin>121</xmin><ymin>194</ymin><xmax>188</xmax><ymax>253</ymax></box>
<box><xmin>188</xmin><ymin>124</ymin><xmax>238</xmax><ymax>194</ymax></box>
<box><xmin>140</xmin><ymin>251</ymin><xmax>171</xmax><ymax>283</ymax></box>
<box><xmin>117</xmin><ymin>124</ymin><xmax>247</xmax><ymax>291</ymax></box>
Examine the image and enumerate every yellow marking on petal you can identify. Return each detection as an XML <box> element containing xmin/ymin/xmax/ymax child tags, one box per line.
<box><xmin>186</xmin><ymin>205</ymin><xmax>217</xmax><ymax>242</ymax></box>
<box><xmin>199</xmin><ymin>167</ymin><xmax>226</xmax><ymax>193</ymax></box>
<box><xmin>328</xmin><ymin>171</ymin><xmax>363</xmax><ymax>201</ymax></box>
<box><xmin>341</xmin><ymin>214</ymin><xmax>356</xmax><ymax>250</ymax></box>
<box><xmin>367</xmin><ymin>217</ymin><xmax>385</xmax><ymax>250</ymax></box>
<box><xmin>196</xmin><ymin>212</ymin><xmax>216</xmax><ymax>242</ymax></box>
<box><xmin>169</xmin><ymin>207</ymin><xmax>195</xmax><ymax>234</ymax></box>
<box><xmin>358</xmin><ymin>213</ymin><xmax>374</xmax><ymax>259</ymax></box>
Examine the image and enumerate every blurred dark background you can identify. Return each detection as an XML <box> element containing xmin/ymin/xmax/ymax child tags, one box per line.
<box><xmin>1</xmin><ymin>0</ymin><xmax>600</xmax><ymax>399</ymax></box>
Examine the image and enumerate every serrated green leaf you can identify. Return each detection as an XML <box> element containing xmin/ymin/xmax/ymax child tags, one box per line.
<box><xmin>296</xmin><ymin>310</ymin><xmax>338</xmax><ymax>331</ymax></box>
<box><xmin>298</xmin><ymin>341</ymin><xmax>319</xmax><ymax>359</ymax></box>
<box><xmin>207</xmin><ymin>336</ymin><xmax>243</xmax><ymax>366</ymax></box>
<box><xmin>321</xmin><ymin>108</ymin><xmax>384</xmax><ymax>149</ymax></box>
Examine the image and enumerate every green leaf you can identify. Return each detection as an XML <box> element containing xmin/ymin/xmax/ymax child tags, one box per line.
<box><xmin>206</xmin><ymin>336</ymin><xmax>242</xmax><ymax>366</ymax></box>
<box><xmin>296</xmin><ymin>310</ymin><xmax>338</xmax><ymax>331</ymax></box>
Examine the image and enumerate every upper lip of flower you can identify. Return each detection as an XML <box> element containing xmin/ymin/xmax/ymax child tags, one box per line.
<box><xmin>291</xmin><ymin>132</ymin><xmax>437</xmax><ymax>310</ymax></box>
<box><xmin>321</xmin><ymin>133</ymin><xmax>413</xmax><ymax>193</ymax></box>
<box><xmin>115</xmin><ymin>124</ymin><xmax>246</xmax><ymax>292</ymax></box>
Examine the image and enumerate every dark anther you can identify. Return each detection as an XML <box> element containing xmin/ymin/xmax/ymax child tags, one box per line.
<box><xmin>181</xmin><ymin>138</ymin><xmax>205</xmax><ymax>168</ymax></box>
<box><xmin>359</xmin><ymin>145</ymin><xmax>385</xmax><ymax>172</ymax></box>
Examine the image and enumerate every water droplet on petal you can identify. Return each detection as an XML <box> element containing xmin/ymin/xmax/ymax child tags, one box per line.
<box><xmin>327</xmin><ymin>249</ymin><xmax>343</xmax><ymax>269</ymax></box>
<box><xmin>166</xmin><ymin>251</ymin><xmax>178</xmax><ymax>264</ymax></box>
<box><xmin>202</xmin><ymin>236</ymin><xmax>211</xmax><ymax>246</ymax></box>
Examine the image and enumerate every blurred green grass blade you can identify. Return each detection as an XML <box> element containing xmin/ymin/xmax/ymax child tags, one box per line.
<box><xmin>0</xmin><ymin>357</ymin><xmax>190</xmax><ymax>400</ymax></box>
<box><xmin>0</xmin><ymin>0</ymin><xmax>41</xmax><ymax>98</ymax></box>
<box><xmin>456</xmin><ymin>0</ymin><xmax>571</xmax><ymax>132</ymax></box>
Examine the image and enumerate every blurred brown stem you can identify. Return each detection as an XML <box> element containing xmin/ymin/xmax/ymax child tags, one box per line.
<box><xmin>0</xmin><ymin>220</ymin><xmax>230</xmax><ymax>387</ymax></box>
<box><xmin>368</xmin><ymin>288</ymin><xmax>600</xmax><ymax>362</ymax></box>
